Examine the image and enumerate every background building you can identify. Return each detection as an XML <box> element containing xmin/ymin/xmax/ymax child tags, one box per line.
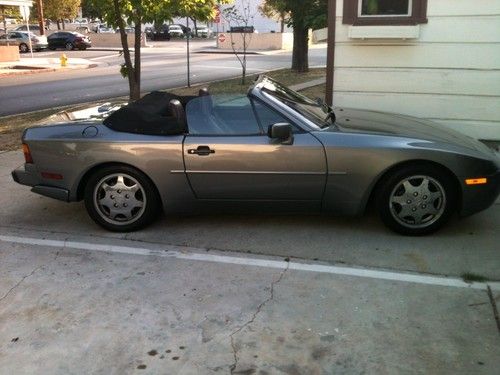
<box><xmin>325</xmin><ymin>0</ymin><xmax>500</xmax><ymax>140</ymax></box>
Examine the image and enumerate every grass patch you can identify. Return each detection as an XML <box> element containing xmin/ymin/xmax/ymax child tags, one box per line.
<box><xmin>461</xmin><ymin>272</ymin><xmax>489</xmax><ymax>283</ymax></box>
<box><xmin>0</xmin><ymin>68</ymin><xmax>326</xmax><ymax>151</ymax></box>
<box><xmin>299</xmin><ymin>84</ymin><xmax>326</xmax><ymax>102</ymax></box>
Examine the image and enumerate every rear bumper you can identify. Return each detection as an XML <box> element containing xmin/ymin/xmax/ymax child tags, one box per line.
<box><xmin>12</xmin><ymin>165</ymin><xmax>69</xmax><ymax>202</ymax></box>
<box><xmin>460</xmin><ymin>170</ymin><xmax>500</xmax><ymax>216</ymax></box>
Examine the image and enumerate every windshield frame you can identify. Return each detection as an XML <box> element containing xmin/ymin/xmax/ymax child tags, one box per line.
<box><xmin>254</xmin><ymin>76</ymin><xmax>334</xmax><ymax>130</ymax></box>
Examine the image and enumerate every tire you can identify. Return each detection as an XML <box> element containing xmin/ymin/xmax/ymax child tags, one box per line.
<box><xmin>65</xmin><ymin>42</ymin><xmax>74</xmax><ymax>50</ymax></box>
<box><xmin>84</xmin><ymin>166</ymin><xmax>161</xmax><ymax>232</ymax></box>
<box><xmin>19</xmin><ymin>43</ymin><xmax>29</xmax><ymax>53</ymax></box>
<box><xmin>376</xmin><ymin>164</ymin><xmax>458</xmax><ymax>236</ymax></box>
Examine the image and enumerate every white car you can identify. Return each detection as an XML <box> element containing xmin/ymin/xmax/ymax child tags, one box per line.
<box><xmin>168</xmin><ymin>25</ymin><xmax>184</xmax><ymax>38</ymax></box>
<box><xmin>195</xmin><ymin>26</ymin><xmax>211</xmax><ymax>38</ymax></box>
<box><xmin>97</xmin><ymin>25</ymin><xmax>115</xmax><ymax>33</ymax></box>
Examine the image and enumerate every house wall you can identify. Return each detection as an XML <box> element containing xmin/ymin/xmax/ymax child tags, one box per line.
<box><xmin>330</xmin><ymin>0</ymin><xmax>500</xmax><ymax>140</ymax></box>
<box><xmin>217</xmin><ymin>32</ymin><xmax>293</xmax><ymax>51</ymax></box>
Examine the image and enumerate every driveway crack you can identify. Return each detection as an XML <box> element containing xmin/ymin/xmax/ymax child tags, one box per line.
<box><xmin>0</xmin><ymin>249</ymin><xmax>60</xmax><ymax>304</ymax></box>
<box><xmin>229</xmin><ymin>261</ymin><xmax>289</xmax><ymax>374</ymax></box>
<box><xmin>486</xmin><ymin>285</ymin><xmax>500</xmax><ymax>334</ymax></box>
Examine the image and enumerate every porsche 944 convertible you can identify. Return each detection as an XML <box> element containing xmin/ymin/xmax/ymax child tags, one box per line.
<box><xmin>12</xmin><ymin>76</ymin><xmax>500</xmax><ymax>235</ymax></box>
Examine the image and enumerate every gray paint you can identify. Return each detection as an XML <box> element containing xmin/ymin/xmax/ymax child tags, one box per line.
<box><xmin>11</xmin><ymin>76</ymin><xmax>500</xmax><ymax>220</ymax></box>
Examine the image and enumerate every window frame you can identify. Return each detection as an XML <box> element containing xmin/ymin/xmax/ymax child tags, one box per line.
<box><xmin>343</xmin><ymin>0</ymin><xmax>427</xmax><ymax>26</ymax></box>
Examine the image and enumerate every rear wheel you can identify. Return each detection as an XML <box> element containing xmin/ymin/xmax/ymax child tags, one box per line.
<box><xmin>376</xmin><ymin>165</ymin><xmax>457</xmax><ymax>235</ymax></box>
<box><xmin>65</xmin><ymin>42</ymin><xmax>74</xmax><ymax>50</ymax></box>
<box><xmin>19</xmin><ymin>43</ymin><xmax>29</xmax><ymax>53</ymax></box>
<box><xmin>84</xmin><ymin>166</ymin><xmax>161</xmax><ymax>232</ymax></box>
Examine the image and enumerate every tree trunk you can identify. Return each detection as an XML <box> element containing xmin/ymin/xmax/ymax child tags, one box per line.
<box><xmin>133</xmin><ymin>18</ymin><xmax>142</xmax><ymax>100</ymax></box>
<box><xmin>113</xmin><ymin>0</ymin><xmax>140</xmax><ymax>101</ymax></box>
<box><xmin>291</xmin><ymin>25</ymin><xmax>309</xmax><ymax>73</ymax></box>
<box><xmin>56</xmin><ymin>19</ymin><xmax>60</xmax><ymax>30</ymax></box>
<box><xmin>62</xmin><ymin>19</ymin><xmax>65</xmax><ymax>30</ymax></box>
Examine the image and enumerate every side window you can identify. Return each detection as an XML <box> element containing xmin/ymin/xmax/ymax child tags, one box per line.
<box><xmin>252</xmin><ymin>99</ymin><xmax>302</xmax><ymax>133</ymax></box>
<box><xmin>186</xmin><ymin>95</ymin><xmax>261</xmax><ymax>136</ymax></box>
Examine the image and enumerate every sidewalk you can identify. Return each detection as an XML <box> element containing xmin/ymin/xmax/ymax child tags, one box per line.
<box><xmin>0</xmin><ymin>57</ymin><xmax>96</xmax><ymax>76</ymax></box>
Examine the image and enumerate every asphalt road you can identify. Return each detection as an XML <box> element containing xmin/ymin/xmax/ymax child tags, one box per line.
<box><xmin>0</xmin><ymin>40</ymin><xmax>327</xmax><ymax>116</ymax></box>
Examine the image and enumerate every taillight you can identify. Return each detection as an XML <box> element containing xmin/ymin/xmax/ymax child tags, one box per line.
<box><xmin>22</xmin><ymin>143</ymin><xmax>33</xmax><ymax>164</ymax></box>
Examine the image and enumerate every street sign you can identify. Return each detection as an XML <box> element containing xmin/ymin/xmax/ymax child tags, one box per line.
<box><xmin>218</xmin><ymin>33</ymin><xmax>226</xmax><ymax>43</ymax></box>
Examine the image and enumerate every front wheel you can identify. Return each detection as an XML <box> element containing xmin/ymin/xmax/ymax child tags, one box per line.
<box><xmin>376</xmin><ymin>165</ymin><xmax>457</xmax><ymax>236</ymax></box>
<box><xmin>84</xmin><ymin>166</ymin><xmax>161</xmax><ymax>232</ymax></box>
<box><xmin>65</xmin><ymin>42</ymin><xmax>74</xmax><ymax>50</ymax></box>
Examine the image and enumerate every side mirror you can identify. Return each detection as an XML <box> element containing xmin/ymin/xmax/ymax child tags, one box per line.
<box><xmin>267</xmin><ymin>123</ymin><xmax>293</xmax><ymax>145</ymax></box>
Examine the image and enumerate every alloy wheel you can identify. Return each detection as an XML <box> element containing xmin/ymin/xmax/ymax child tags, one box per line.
<box><xmin>93</xmin><ymin>173</ymin><xmax>146</xmax><ymax>226</ymax></box>
<box><xmin>389</xmin><ymin>175</ymin><xmax>446</xmax><ymax>229</ymax></box>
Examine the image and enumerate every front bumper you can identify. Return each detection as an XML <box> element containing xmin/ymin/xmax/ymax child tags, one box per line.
<box><xmin>12</xmin><ymin>165</ymin><xmax>70</xmax><ymax>202</ymax></box>
<box><xmin>460</xmin><ymin>169</ymin><xmax>500</xmax><ymax>216</ymax></box>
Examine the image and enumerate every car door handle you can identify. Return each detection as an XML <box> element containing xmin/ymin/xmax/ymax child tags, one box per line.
<box><xmin>187</xmin><ymin>146</ymin><xmax>215</xmax><ymax>156</ymax></box>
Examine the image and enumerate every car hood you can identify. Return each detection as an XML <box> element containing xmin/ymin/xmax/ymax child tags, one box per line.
<box><xmin>332</xmin><ymin>107</ymin><xmax>492</xmax><ymax>154</ymax></box>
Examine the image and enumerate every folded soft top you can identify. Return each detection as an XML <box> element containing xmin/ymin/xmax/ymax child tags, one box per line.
<box><xmin>103</xmin><ymin>91</ymin><xmax>197</xmax><ymax>135</ymax></box>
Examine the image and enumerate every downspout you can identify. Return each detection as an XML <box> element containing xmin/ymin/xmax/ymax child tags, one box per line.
<box><xmin>325</xmin><ymin>0</ymin><xmax>336</xmax><ymax>106</ymax></box>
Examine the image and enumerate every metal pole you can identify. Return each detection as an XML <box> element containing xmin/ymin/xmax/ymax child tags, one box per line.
<box><xmin>186</xmin><ymin>17</ymin><xmax>191</xmax><ymax>87</ymax></box>
<box><xmin>36</xmin><ymin>0</ymin><xmax>45</xmax><ymax>36</ymax></box>
<box><xmin>22</xmin><ymin>6</ymin><xmax>34</xmax><ymax>58</ymax></box>
<box><xmin>325</xmin><ymin>0</ymin><xmax>336</xmax><ymax>106</ymax></box>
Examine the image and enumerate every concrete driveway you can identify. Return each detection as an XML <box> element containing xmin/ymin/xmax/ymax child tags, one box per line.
<box><xmin>1</xmin><ymin>150</ymin><xmax>499</xmax><ymax>374</ymax></box>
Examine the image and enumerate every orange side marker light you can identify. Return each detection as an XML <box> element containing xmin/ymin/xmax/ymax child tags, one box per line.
<box><xmin>465</xmin><ymin>178</ymin><xmax>487</xmax><ymax>185</ymax></box>
<box><xmin>22</xmin><ymin>143</ymin><xmax>33</xmax><ymax>164</ymax></box>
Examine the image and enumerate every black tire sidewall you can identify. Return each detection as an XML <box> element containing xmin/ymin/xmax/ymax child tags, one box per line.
<box><xmin>19</xmin><ymin>43</ymin><xmax>28</xmax><ymax>53</ymax></box>
<box><xmin>84</xmin><ymin>166</ymin><xmax>161</xmax><ymax>232</ymax></box>
<box><xmin>377</xmin><ymin>165</ymin><xmax>457</xmax><ymax>236</ymax></box>
<box><xmin>65</xmin><ymin>42</ymin><xmax>73</xmax><ymax>50</ymax></box>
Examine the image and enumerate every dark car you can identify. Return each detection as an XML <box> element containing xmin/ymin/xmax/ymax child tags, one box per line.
<box><xmin>47</xmin><ymin>31</ymin><xmax>91</xmax><ymax>50</ymax></box>
<box><xmin>145</xmin><ymin>25</ymin><xmax>170</xmax><ymax>41</ymax></box>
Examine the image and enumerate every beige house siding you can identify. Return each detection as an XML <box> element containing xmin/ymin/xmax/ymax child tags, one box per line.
<box><xmin>328</xmin><ymin>0</ymin><xmax>500</xmax><ymax>139</ymax></box>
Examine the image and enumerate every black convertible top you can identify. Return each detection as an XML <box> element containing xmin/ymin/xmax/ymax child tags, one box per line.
<box><xmin>103</xmin><ymin>91</ymin><xmax>197</xmax><ymax>135</ymax></box>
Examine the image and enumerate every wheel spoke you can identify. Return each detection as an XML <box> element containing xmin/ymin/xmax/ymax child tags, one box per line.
<box><xmin>397</xmin><ymin>205</ymin><xmax>413</xmax><ymax>219</ymax></box>
<box><xmin>402</xmin><ymin>180</ymin><xmax>416</xmax><ymax>195</ymax></box>
<box><xmin>391</xmin><ymin>195</ymin><xmax>408</xmax><ymax>205</ymax></box>
<box><xmin>418</xmin><ymin>177</ymin><xmax>430</xmax><ymax>194</ymax></box>
<box><xmin>98</xmin><ymin>196</ymin><xmax>113</xmax><ymax>208</ymax></box>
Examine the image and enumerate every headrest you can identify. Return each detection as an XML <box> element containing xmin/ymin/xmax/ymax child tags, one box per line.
<box><xmin>169</xmin><ymin>99</ymin><xmax>186</xmax><ymax>128</ymax></box>
<box><xmin>198</xmin><ymin>88</ymin><xmax>210</xmax><ymax>97</ymax></box>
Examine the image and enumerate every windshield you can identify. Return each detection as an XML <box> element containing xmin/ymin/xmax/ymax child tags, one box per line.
<box><xmin>259</xmin><ymin>76</ymin><xmax>333</xmax><ymax>129</ymax></box>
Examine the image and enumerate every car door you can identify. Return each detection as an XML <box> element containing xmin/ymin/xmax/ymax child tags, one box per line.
<box><xmin>48</xmin><ymin>32</ymin><xmax>59</xmax><ymax>47</ymax></box>
<box><xmin>183</xmin><ymin>95</ymin><xmax>326</xmax><ymax>201</ymax></box>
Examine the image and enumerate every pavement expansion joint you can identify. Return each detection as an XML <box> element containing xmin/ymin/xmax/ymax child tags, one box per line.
<box><xmin>486</xmin><ymin>286</ymin><xmax>500</xmax><ymax>334</ymax></box>
<box><xmin>229</xmin><ymin>261</ymin><xmax>289</xmax><ymax>374</ymax></box>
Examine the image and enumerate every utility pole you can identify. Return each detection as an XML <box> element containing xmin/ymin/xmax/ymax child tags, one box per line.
<box><xmin>186</xmin><ymin>17</ymin><xmax>191</xmax><ymax>87</ymax></box>
<box><xmin>36</xmin><ymin>0</ymin><xmax>45</xmax><ymax>35</ymax></box>
<box><xmin>325</xmin><ymin>0</ymin><xmax>336</xmax><ymax>106</ymax></box>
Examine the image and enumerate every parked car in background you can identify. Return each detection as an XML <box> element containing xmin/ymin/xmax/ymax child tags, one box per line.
<box><xmin>96</xmin><ymin>24</ymin><xmax>115</xmax><ymax>33</ymax></box>
<box><xmin>168</xmin><ymin>24</ymin><xmax>184</xmax><ymax>38</ymax></box>
<box><xmin>195</xmin><ymin>26</ymin><xmax>211</xmax><ymax>38</ymax></box>
<box><xmin>47</xmin><ymin>31</ymin><xmax>91</xmax><ymax>50</ymax></box>
<box><xmin>13</xmin><ymin>24</ymin><xmax>43</xmax><ymax>34</ymax></box>
<box><xmin>0</xmin><ymin>31</ymin><xmax>47</xmax><ymax>52</ymax></box>
<box><xmin>74</xmin><ymin>18</ymin><xmax>89</xmax><ymax>25</ymax></box>
<box><xmin>145</xmin><ymin>25</ymin><xmax>170</xmax><ymax>40</ymax></box>
<box><xmin>116</xmin><ymin>26</ymin><xmax>135</xmax><ymax>34</ymax></box>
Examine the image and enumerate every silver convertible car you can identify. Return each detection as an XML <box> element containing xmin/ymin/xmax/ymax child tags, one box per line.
<box><xmin>12</xmin><ymin>76</ymin><xmax>500</xmax><ymax>235</ymax></box>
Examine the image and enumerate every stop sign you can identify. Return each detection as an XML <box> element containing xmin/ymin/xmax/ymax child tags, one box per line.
<box><xmin>218</xmin><ymin>33</ymin><xmax>226</xmax><ymax>43</ymax></box>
